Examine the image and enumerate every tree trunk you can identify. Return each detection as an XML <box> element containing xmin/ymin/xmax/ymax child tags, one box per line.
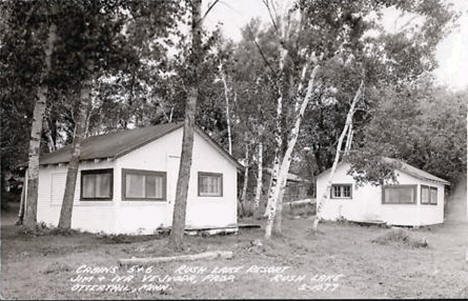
<box><xmin>254</xmin><ymin>142</ymin><xmax>263</xmax><ymax>217</ymax></box>
<box><xmin>240</xmin><ymin>144</ymin><xmax>249</xmax><ymax>216</ymax></box>
<box><xmin>273</xmin><ymin>58</ymin><xmax>312</xmax><ymax>231</ymax></box>
<box><xmin>313</xmin><ymin>80</ymin><xmax>364</xmax><ymax>233</ymax></box>
<box><xmin>344</xmin><ymin>121</ymin><xmax>353</xmax><ymax>157</ymax></box>
<box><xmin>43</xmin><ymin>118</ymin><xmax>56</xmax><ymax>152</ymax></box>
<box><xmin>23</xmin><ymin>23</ymin><xmax>57</xmax><ymax>230</ymax></box>
<box><xmin>169</xmin><ymin>106</ymin><xmax>174</xmax><ymax>123</ymax></box>
<box><xmin>263</xmin><ymin>102</ymin><xmax>283</xmax><ymax>219</ymax></box>
<box><xmin>58</xmin><ymin>80</ymin><xmax>91</xmax><ymax>230</ymax></box>
<box><xmin>16</xmin><ymin>178</ymin><xmax>26</xmax><ymax>225</ymax></box>
<box><xmin>266</xmin><ymin>64</ymin><xmax>320</xmax><ymax>239</ymax></box>
<box><xmin>168</xmin><ymin>0</ymin><xmax>202</xmax><ymax>251</ymax></box>
<box><xmin>273</xmin><ymin>186</ymin><xmax>285</xmax><ymax>234</ymax></box>
<box><xmin>262</xmin><ymin>21</ymin><xmax>289</xmax><ymax>218</ymax></box>
<box><xmin>220</xmin><ymin>65</ymin><xmax>232</xmax><ymax>155</ymax></box>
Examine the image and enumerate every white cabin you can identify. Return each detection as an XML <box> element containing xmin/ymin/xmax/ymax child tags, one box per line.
<box><xmin>27</xmin><ymin>122</ymin><xmax>241</xmax><ymax>234</ymax></box>
<box><xmin>316</xmin><ymin>159</ymin><xmax>450</xmax><ymax>226</ymax></box>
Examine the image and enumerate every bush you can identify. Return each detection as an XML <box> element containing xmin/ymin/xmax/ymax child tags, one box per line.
<box><xmin>372</xmin><ymin>228</ymin><xmax>429</xmax><ymax>248</ymax></box>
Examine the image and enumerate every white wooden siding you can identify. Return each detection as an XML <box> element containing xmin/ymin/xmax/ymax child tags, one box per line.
<box><xmin>316</xmin><ymin>163</ymin><xmax>445</xmax><ymax>226</ymax></box>
<box><xmin>36</xmin><ymin>127</ymin><xmax>238</xmax><ymax>234</ymax></box>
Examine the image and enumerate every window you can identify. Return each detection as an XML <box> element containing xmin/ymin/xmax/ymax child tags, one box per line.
<box><xmin>122</xmin><ymin>169</ymin><xmax>166</xmax><ymax>201</ymax></box>
<box><xmin>421</xmin><ymin>185</ymin><xmax>438</xmax><ymax>205</ymax></box>
<box><xmin>81</xmin><ymin>169</ymin><xmax>113</xmax><ymax>200</ymax></box>
<box><xmin>198</xmin><ymin>172</ymin><xmax>223</xmax><ymax>197</ymax></box>
<box><xmin>382</xmin><ymin>185</ymin><xmax>417</xmax><ymax>204</ymax></box>
<box><xmin>330</xmin><ymin>184</ymin><xmax>352</xmax><ymax>199</ymax></box>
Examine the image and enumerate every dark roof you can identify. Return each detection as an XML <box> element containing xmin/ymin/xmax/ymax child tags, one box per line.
<box><xmin>40</xmin><ymin>122</ymin><xmax>242</xmax><ymax>169</ymax></box>
<box><xmin>317</xmin><ymin>157</ymin><xmax>450</xmax><ymax>185</ymax></box>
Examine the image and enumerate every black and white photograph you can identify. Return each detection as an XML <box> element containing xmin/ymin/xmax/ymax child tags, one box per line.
<box><xmin>1</xmin><ymin>0</ymin><xmax>467</xmax><ymax>299</ymax></box>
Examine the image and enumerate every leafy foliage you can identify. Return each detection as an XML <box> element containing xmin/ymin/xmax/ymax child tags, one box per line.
<box><xmin>348</xmin><ymin>81</ymin><xmax>466</xmax><ymax>185</ymax></box>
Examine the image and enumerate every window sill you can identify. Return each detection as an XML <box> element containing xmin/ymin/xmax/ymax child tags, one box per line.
<box><xmin>382</xmin><ymin>203</ymin><xmax>417</xmax><ymax>205</ymax></box>
<box><xmin>119</xmin><ymin>201</ymin><xmax>168</xmax><ymax>206</ymax></box>
<box><xmin>121</xmin><ymin>199</ymin><xmax>167</xmax><ymax>202</ymax></box>
<box><xmin>49</xmin><ymin>202</ymin><xmax>115</xmax><ymax>207</ymax></box>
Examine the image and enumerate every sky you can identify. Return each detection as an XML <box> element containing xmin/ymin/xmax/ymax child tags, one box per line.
<box><xmin>203</xmin><ymin>0</ymin><xmax>468</xmax><ymax>91</ymax></box>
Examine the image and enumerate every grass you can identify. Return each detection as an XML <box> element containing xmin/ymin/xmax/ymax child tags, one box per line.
<box><xmin>1</xmin><ymin>209</ymin><xmax>468</xmax><ymax>299</ymax></box>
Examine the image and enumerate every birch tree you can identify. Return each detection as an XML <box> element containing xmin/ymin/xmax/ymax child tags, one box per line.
<box><xmin>253</xmin><ymin>141</ymin><xmax>263</xmax><ymax>216</ymax></box>
<box><xmin>261</xmin><ymin>0</ymin><xmax>378</xmax><ymax>237</ymax></box>
<box><xmin>265</xmin><ymin>63</ymin><xmax>321</xmax><ymax>238</ymax></box>
<box><xmin>219</xmin><ymin>63</ymin><xmax>233</xmax><ymax>155</ymax></box>
<box><xmin>313</xmin><ymin>80</ymin><xmax>364</xmax><ymax>232</ymax></box>
<box><xmin>262</xmin><ymin>1</ymin><xmax>290</xmax><ymax>221</ymax></box>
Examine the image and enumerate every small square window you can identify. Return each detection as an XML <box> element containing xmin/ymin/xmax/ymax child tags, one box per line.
<box><xmin>330</xmin><ymin>184</ymin><xmax>352</xmax><ymax>199</ymax></box>
<box><xmin>198</xmin><ymin>172</ymin><xmax>223</xmax><ymax>197</ymax></box>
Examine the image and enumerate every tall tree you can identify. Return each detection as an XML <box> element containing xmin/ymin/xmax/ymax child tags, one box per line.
<box><xmin>22</xmin><ymin>4</ymin><xmax>58</xmax><ymax>230</ymax></box>
<box><xmin>58</xmin><ymin>84</ymin><xmax>89</xmax><ymax>229</ymax></box>
<box><xmin>56</xmin><ymin>0</ymin><xmax>182</xmax><ymax>229</ymax></box>
<box><xmin>169</xmin><ymin>0</ymin><xmax>204</xmax><ymax>250</ymax></box>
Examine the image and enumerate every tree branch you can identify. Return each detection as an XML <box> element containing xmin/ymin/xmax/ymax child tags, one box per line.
<box><xmin>201</xmin><ymin>0</ymin><xmax>221</xmax><ymax>22</ymax></box>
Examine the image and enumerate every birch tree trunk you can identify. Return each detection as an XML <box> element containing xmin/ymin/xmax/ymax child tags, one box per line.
<box><xmin>169</xmin><ymin>0</ymin><xmax>202</xmax><ymax>250</ymax></box>
<box><xmin>254</xmin><ymin>142</ymin><xmax>263</xmax><ymax>217</ymax></box>
<box><xmin>58</xmin><ymin>80</ymin><xmax>91</xmax><ymax>230</ymax></box>
<box><xmin>263</xmin><ymin>97</ymin><xmax>283</xmax><ymax>218</ymax></box>
<box><xmin>344</xmin><ymin>121</ymin><xmax>353</xmax><ymax>157</ymax></box>
<box><xmin>220</xmin><ymin>65</ymin><xmax>232</xmax><ymax>155</ymax></box>
<box><xmin>266</xmin><ymin>64</ymin><xmax>320</xmax><ymax>238</ymax></box>
<box><xmin>23</xmin><ymin>23</ymin><xmax>57</xmax><ymax>230</ymax></box>
<box><xmin>313</xmin><ymin>80</ymin><xmax>364</xmax><ymax>233</ymax></box>
<box><xmin>263</xmin><ymin>47</ymin><xmax>288</xmax><ymax>218</ymax></box>
<box><xmin>240</xmin><ymin>145</ymin><xmax>249</xmax><ymax>216</ymax></box>
<box><xmin>262</xmin><ymin>9</ymin><xmax>290</xmax><ymax>218</ymax></box>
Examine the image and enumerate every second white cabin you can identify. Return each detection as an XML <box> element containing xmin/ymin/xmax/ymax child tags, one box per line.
<box><xmin>316</xmin><ymin>159</ymin><xmax>449</xmax><ymax>226</ymax></box>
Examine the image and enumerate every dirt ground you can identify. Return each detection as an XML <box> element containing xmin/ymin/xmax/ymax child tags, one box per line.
<box><xmin>1</xmin><ymin>208</ymin><xmax>467</xmax><ymax>300</ymax></box>
<box><xmin>2</xmin><ymin>179</ymin><xmax>468</xmax><ymax>299</ymax></box>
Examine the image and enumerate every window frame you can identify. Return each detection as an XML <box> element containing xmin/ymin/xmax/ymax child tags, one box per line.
<box><xmin>80</xmin><ymin>168</ymin><xmax>113</xmax><ymax>201</ymax></box>
<box><xmin>197</xmin><ymin>172</ymin><xmax>223</xmax><ymax>197</ymax></box>
<box><xmin>121</xmin><ymin>168</ymin><xmax>167</xmax><ymax>201</ymax></box>
<box><xmin>382</xmin><ymin>184</ymin><xmax>417</xmax><ymax>205</ymax></box>
<box><xmin>330</xmin><ymin>184</ymin><xmax>353</xmax><ymax>199</ymax></box>
<box><xmin>421</xmin><ymin>184</ymin><xmax>438</xmax><ymax>205</ymax></box>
